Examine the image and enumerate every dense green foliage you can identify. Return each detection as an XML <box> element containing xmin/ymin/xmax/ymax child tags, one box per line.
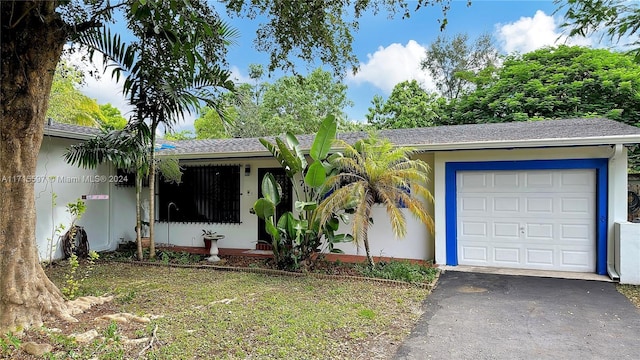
<box><xmin>194</xmin><ymin>106</ymin><xmax>229</xmax><ymax>139</ymax></box>
<box><xmin>448</xmin><ymin>45</ymin><xmax>640</xmax><ymax>125</ymax></box>
<box><xmin>164</xmin><ymin>129</ymin><xmax>195</xmax><ymax>140</ymax></box>
<box><xmin>194</xmin><ymin>68</ymin><xmax>356</xmax><ymax>138</ymax></box>
<box><xmin>366</xmin><ymin>80</ymin><xmax>444</xmax><ymax>129</ymax></box>
<box><xmin>368</xmin><ymin>46</ymin><xmax>640</xmax><ymax>130</ymax></box>
<box><xmin>260</xmin><ymin>68</ymin><xmax>354</xmax><ymax>134</ymax></box>
<box><xmin>47</xmin><ymin>60</ymin><xmax>126</xmax><ymax>129</ymax></box>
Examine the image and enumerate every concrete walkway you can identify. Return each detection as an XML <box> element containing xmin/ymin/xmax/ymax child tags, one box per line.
<box><xmin>395</xmin><ymin>271</ymin><xmax>640</xmax><ymax>359</ymax></box>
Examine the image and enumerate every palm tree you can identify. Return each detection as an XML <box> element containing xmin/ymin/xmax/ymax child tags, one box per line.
<box><xmin>80</xmin><ymin>17</ymin><xmax>237</xmax><ymax>258</ymax></box>
<box><xmin>65</xmin><ymin>121</ymin><xmax>151</xmax><ymax>260</ymax></box>
<box><xmin>318</xmin><ymin>135</ymin><xmax>434</xmax><ymax>268</ymax></box>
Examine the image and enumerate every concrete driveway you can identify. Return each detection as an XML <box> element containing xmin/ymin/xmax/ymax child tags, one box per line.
<box><xmin>395</xmin><ymin>271</ymin><xmax>640</xmax><ymax>359</ymax></box>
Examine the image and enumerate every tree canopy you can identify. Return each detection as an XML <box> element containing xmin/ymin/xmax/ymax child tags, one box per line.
<box><xmin>558</xmin><ymin>0</ymin><xmax>640</xmax><ymax>61</ymax></box>
<box><xmin>366</xmin><ymin>80</ymin><xmax>444</xmax><ymax>129</ymax></box>
<box><xmin>194</xmin><ymin>68</ymin><xmax>356</xmax><ymax>138</ymax></box>
<box><xmin>448</xmin><ymin>45</ymin><xmax>640</xmax><ymax>124</ymax></box>
<box><xmin>261</xmin><ymin>68</ymin><xmax>354</xmax><ymax>135</ymax></box>
<box><xmin>421</xmin><ymin>33</ymin><xmax>499</xmax><ymax>100</ymax></box>
<box><xmin>46</xmin><ymin>60</ymin><xmax>126</xmax><ymax>129</ymax></box>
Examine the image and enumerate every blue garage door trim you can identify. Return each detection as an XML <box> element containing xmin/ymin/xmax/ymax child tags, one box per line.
<box><xmin>445</xmin><ymin>159</ymin><xmax>608</xmax><ymax>275</ymax></box>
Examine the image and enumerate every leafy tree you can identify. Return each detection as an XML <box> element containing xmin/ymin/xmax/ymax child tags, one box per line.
<box><xmin>318</xmin><ymin>135</ymin><xmax>434</xmax><ymax>267</ymax></box>
<box><xmin>558</xmin><ymin>0</ymin><xmax>640</xmax><ymax>61</ymax></box>
<box><xmin>47</xmin><ymin>61</ymin><xmax>126</xmax><ymax>130</ymax></box>
<box><xmin>98</xmin><ymin>104</ymin><xmax>127</xmax><ymax>130</ymax></box>
<box><xmin>449</xmin><ymin>45</ymin><xmax>640</xmax><ymax>125</ymax></box>
<box><xmin>46</xmin><ymin>60</ymin><xmax>104</xmax><ymax>127</ymax></box>
<box><xmin>194</xmin><ymin>106</ymin><xmax>231</xmax><ymax>139</ymax></box>
<box><xmin>196</xmin><ymin>68</ymin><xmax>356</xmax><ymax>138</ymax></box>
<box><xmin>165</xmin><ymin>129</ymin><xmax>195</xmax><ymax>140</ymax></box>
<box><xmin>366</xmin><ymin>80</ymin><xmax>445</xmax><ymax>129</ymax></box>
<box><xmin>261</xmin><ymin>68</ymin><xmax>354</xmax><ymax>135</ymax></box>
<box><xmin>84</xmin><ymin>6</ymin><xmax>237</xmax><ymax>259</ymax></box>
<box><xmin>66</xmin><ymin>122</ymin><xmax>150</xmax><ymax>261</ymax></box>
<box><xmin>65</xmin><ymin>121</ymin><xmax>183</xmax><ymax>261</ymax></box>
<box><xmin>1</xmin><ymin>0</ymin><xmax>451</xmax><ymax>334</ymax></box>
<box><xmin>421</xmin><ymin>33</ymin><xmax>499</xmax><ymax>100</ymax></box>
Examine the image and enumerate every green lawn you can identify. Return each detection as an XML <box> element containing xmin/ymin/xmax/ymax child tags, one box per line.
<box><xmin>28</xmin><ymin>262</ymin><xmax>431</xmax><ymax>359</ymax></box>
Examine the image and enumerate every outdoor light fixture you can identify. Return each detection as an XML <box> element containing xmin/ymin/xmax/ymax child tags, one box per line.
<box><xmin>245</xmin><ymin>164</ymin><xmax>251</xmax><ymax>176</ymax></box>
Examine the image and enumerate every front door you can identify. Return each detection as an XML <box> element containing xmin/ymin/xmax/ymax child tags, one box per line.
<box><xmin>257</xmin><ymin>168</ymin><xmax>293</xmax><ymax>245</ymax></box>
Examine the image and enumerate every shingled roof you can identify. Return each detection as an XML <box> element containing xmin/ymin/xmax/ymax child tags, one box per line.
<box><xmin>43</xmin><ymin>120</ymin><xmax>102</xmax><ymax>139</ymax></box>
<box><xmin>160</xmin><ymin>118</ymin><xmax>640</xmax><ymax>159</ymax></box>
<box><xmin>40</xmin><ymin>118</ymin><xmax>640</xmax><ymax>157</ymax></box>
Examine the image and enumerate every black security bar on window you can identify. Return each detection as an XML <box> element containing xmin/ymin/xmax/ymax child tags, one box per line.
<box><xmin>158</xmin><ymin>165</ymin><xmax>241</xmax><ymax>223</ymax></box>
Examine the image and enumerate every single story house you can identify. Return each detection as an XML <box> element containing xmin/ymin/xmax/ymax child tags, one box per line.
<box><xmin>39</xmin><ymin>118</ymin><xmax>640</xmax><ymax>284</ymax></box>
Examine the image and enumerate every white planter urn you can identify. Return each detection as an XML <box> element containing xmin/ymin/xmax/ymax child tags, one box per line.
<box><xmin>203</xmin><ymin>234</ymin><xmax>225</xmax><ymax>262</ymax></box>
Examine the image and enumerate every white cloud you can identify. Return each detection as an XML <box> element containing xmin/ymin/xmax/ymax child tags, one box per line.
<box><xmin>65</xmin><ymin>49</ymin><xmax>135</xmax><ymax>120</ymax></box>
<box><xmin>229</xmin><ymin>65</ymin><xmax>253</xmax><ymax>84</ymax></box>
<box><xmin>496</xmin><ymin>10</ymin><xmax>592</xmax><ymax>54</ymax></box>
<box><xmin>347</xmin><ymin>40</ymin><xmax>435</xmax><ymax>94</ymax></box>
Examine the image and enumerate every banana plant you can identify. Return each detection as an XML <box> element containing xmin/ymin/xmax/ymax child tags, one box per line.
<box><xmin>253</xmin><ymin>115</ymin><xmax>352</xmax><ymax>270</ymax></box>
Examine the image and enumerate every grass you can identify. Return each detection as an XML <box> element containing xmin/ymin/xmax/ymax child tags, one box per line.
<box><xmin>356</xmin><ymin>260</ymin><xmax>439</xmax><ymax>284</ymax></box>
<box><xmin>618</xmin><ymin>284</ymin><xmax>640</xmax><ymax>308</ymax></box>
<box><xmin>33</xmin><ymin>262</ymin><xmax>430</xmax><ymax>359</ymax></box>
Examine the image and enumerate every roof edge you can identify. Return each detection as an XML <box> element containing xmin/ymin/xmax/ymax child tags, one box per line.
<box><xmin>408</xmin><ymin>135</ymin><xmax>640</xmax><ymax>151</ymax></box>
<box><xmin>44</xmin><ymin>128</ymin><xmax>97</xmax><ymax>141</ymax></box>
<box><xmin>157</xmin><ymin>135</ymin><xmax>640</xmax><ymax>159</ymax></box>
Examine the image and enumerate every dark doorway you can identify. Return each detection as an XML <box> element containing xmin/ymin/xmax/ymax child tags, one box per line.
<box><xmin>257</xmin><ymin>168</ymin><xmax>293</xmax><ymax>245</ymax></box>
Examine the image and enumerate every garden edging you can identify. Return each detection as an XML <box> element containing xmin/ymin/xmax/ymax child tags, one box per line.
<box><xmin>109</xmin><ymin>259</ymin><xmax>439</xmax><ymax>290</ymax></box>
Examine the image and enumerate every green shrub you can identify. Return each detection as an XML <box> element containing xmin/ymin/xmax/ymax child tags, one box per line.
<box><xmin>356</xmin><ymin>261</ymin><xmax>438</xmax><ymax>284</ymax></box>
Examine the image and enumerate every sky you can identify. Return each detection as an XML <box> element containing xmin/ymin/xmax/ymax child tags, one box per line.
<box><xmin>77</xmin><ymin>0</ymin><xmax>598</xmax><ymax>134</ymax></box>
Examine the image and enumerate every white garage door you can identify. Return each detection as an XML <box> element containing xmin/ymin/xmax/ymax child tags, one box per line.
<box><xmin>457</xmin><ymin>169</ymin><xmax>596</xmax><ymax>272</ymax></box>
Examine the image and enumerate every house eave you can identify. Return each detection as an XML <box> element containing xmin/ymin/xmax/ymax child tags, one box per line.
<box><xmin>409</xmin><ymin>135</ymin><xmax>640</xmax><ymax>152</ymax></box>
<box><xmin>158</xmin><ymin>135</ymin><xmax>640</xmax><ymax>160</ymax></box>
<box><xmin>43</xmin><ymin>129</ymin><xmax>97</xmax><ymax>141</ymax></box>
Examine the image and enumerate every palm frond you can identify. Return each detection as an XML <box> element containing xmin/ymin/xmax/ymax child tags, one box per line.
<box><xmin>78</xmin><ymin>27</ymin><xmax>136</xmax><ymax>84</ymax></box>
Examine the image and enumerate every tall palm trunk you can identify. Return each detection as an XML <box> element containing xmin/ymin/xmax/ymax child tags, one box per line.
<box><xmin>148</xmin><ymin>122</ymin><xmax>157</xmax><ymax>259</ymax></box>
<box><xmin>135</xmin><ymin>157</ymin><xmax>143</xmax><ymax>260</ymax></box>
<box><xmin>363</xmin><ymin>194</ymin><xmax>376</xmax><ymax>268</ymax></box>
<box><xmin>0</xmin><ymin>3</ymin><xmax>75</xmax><ymax>332</ymax></box>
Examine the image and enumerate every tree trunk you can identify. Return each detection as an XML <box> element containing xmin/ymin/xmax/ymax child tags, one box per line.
<box><xmin>363</xmin><ymin>230</ymin><xmax>375</xmax><ymax>268</ymax></box>
<box><xmin>0</xmin><ymin>2</ymin><xmax>76</xmax><ymax>332</ymax></box>
<box><xmin>135</xmin><ymin>158</ymin><xmax>143</xmax><ymax>261</ymax></box>
<box><xmin>363</xmin><ymin>195</ymin><xmax>375</xmax><ymax>268</ymax></box>
<box><xmin>148</xmin><ymin>123</ymin><xmax>157</xmax><ymax>259</ymax></box>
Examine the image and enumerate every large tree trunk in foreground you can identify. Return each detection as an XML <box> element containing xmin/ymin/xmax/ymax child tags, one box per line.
<box><xmin>0</xmin><ymin>2</ymin><xmax>74</xmax><ymax>333</ymax></box>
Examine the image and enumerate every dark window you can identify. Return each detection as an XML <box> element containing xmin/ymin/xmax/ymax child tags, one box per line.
<box><xmin>158</xmin><ymin>165</ymin><xmax>241</xmax><ymax>223</ymax></box>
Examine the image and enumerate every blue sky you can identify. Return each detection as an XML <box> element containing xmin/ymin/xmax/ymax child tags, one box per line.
<box><xmin>78</xmin><ymin>0</ymin><xmax>595</xmax><ymax>133</ymax></box>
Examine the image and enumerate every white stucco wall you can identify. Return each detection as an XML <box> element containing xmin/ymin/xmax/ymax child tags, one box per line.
<box><xmin>616</xmin><ymin>222</ymin><xmax>640</xmax><ymax>284</ymax></box>
<box><xmin>331</xmin><ymin>152</ymin><xmax>435</xmax><ymax>261</ymax></box>
<box><xmin>36</xmin><ymin>135</ymin><xmax>112</xmax><ymax>261</ymax></box>
<box><xmin>432</xmin><ymin>145</ymin><xmax>629</xmax><ymax>274</ymax></box>
<box><xmin>115</xmin><ymin>153</ymin><xmax>437</xmax><ymax>261</ymax></box>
